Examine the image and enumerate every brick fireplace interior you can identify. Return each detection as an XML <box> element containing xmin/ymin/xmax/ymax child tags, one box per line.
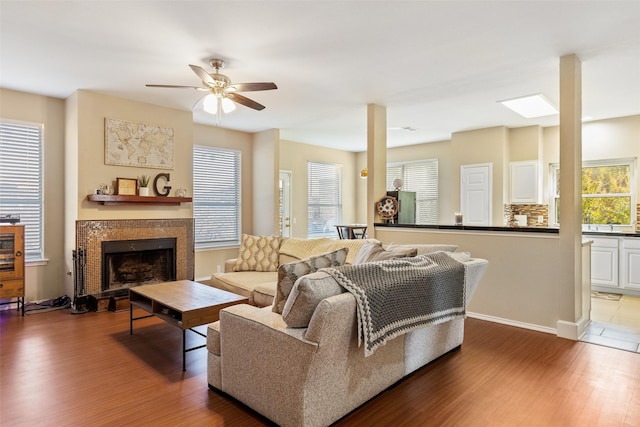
<box><xmin>75</xmin><ymin>219</ymin><xmax>194</xmax><ymax>298</ymax></box>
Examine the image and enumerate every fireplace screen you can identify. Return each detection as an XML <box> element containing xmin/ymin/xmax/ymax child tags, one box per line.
<box><xmin>102</xmin><ymin>238</ymin><xmax>176</xmax><ymax>291</ymax></box>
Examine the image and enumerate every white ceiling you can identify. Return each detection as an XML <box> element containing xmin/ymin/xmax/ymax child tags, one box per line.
<box><xmin>1</xmin><ymin>1</ymin><xmax>639</xmax><ymax>152</ymax></box>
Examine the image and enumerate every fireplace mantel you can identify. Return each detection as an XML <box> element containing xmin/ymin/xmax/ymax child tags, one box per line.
<box><xmin>87</xmin><ymin>194</ymin><xmax>192</xmax><ymax>206</ymax></box>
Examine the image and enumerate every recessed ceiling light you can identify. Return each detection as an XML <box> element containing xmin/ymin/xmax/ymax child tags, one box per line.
<box><xmin>498</xmin><ymin>94</ymin><xmax>558</xmax><ymax>118</ymax></box>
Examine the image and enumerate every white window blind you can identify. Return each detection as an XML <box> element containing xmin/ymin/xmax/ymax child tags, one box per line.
<box><xmin>0</xmin><ymin>121</ymin><xmax>43</xmax><ymax>260</ymax></box>
<box><xmin>387</xmin><ymin>159</ymin><xmax>439</xmax><ymax>224</ymax></box>
<box><xmin>307</xmin><ymin>161</ymin><xmax>342</xmax><ymax>238</ymax></box>
<box><xmin>193</xmin><ymin>145</ymin><xmax>241</xmax><ymax>247</ymax></box>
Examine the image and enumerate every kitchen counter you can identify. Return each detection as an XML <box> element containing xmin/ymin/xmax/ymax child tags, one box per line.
<box><xmin>582</xmin><ymin>230</ymin><xmax>640</xmax><ymax>238</ymax></box>
<box><xmin>375</xmin><ymin>223</ymin><xmax>640</xmax><ymax>237</ymax></box>
<box><xmin>374</xmin><ymin>223</ymin><xmax>559</xmax><ymax>234</ymax></box>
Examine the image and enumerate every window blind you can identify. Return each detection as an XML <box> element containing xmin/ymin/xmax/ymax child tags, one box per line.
<box><xmin>387</xmin><ymin>159</ymin><xmax>439</xmax><ymax>224</ymax></box>
<box><xmin>307</xmin><ymin>161</ymin><xmax>342</xmax><ymax>238</ymax></box>
<box><xmin>0</xmin><ymin>121</ymin><xmax>43</xmax><ymax>260</ymax></box>
<box><xmin>193</xmin><ymin>145</ymin><xmax>241</xmax><ymax>247</ymax></box>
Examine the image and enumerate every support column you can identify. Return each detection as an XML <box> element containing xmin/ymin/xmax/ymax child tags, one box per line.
<box><xmin>366</xmin><ymin>104</ymin><xmax>387</xmax><ymax>238</ymax></box>
<box><xmin>557</xmin><ymin>54</ymin><xmax>583</xmax><ymax>339</ymax></box>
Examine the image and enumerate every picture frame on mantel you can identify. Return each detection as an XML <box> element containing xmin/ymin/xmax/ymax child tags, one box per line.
<box><xmin>116</xmin><ymin>177</ymin><xmax>138</xmax><ymax>196</ymax></box>
<box><xmin>104</xmin><ymin>118</ymin><xmax>174</xmax><ymax>169</ymax></box>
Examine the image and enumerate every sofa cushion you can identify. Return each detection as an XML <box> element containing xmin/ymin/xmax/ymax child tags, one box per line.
<box><xmin>281</xmin><ymin>270</ymin><xmax>345</xmax><ymax>328</ymax></box>
<box><xmin>385</xmin><ymin>242</ymin><xmax>458</xmax><ymax>255</ymax></box>
<box><xmin>279</xmin><ymin>237</ymin><xmax>372</xmax><ymax>265</ymax></box>
<box><xmin>233</xmin><ymin>234</ymin><xmax>282</xmax><ymax>272</ymax></box>
<box><xmin>210</xmin><ymin>271</ymin><xmax>278</xmax><ymax>301</ymax></box>
<box><xmin>353</xmin><ymin>241</ymin><xmax>417</xmax><ymax>264</ymax></box>
<box><xmin>272</xmin><ymin>248</ymin><xmax>349</xmax><ymax>314</ymax></box>
<box><xmin>253</xmin><ymin>284</ymin><xmax>277</xmax><ymax>307</ymax></box>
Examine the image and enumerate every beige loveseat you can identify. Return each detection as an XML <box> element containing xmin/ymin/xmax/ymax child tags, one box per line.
<box><xmin>209</xmin><ymin>236</ymin><xmax>457</xmax><ymax>307</ymax></box>
<box><xmin>207</xmin><ymin>251</ymin><xmax>488</xmax><ymax>427</ymax></box>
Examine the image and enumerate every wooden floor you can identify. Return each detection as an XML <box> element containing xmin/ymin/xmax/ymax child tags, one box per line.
<box><xmin>1</xmin><ymin>307</ymin><xmax>639</xmax><ymax>427</ymax></box>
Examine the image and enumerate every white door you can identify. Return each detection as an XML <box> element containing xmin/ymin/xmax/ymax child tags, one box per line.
<box><xmin>279</xmin><ymin>171</ymin><xmax>292</xmax><ymax>237</ymax></box>
<box><xmin>460</xmin><ymin>163</ymin><xmax>492</xmax><ymax>226</ymax></box>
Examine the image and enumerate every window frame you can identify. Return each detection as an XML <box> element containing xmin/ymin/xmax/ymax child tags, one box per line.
<box><xmin>0</xmin><ymin>119</ymin><xmax>44</xmax><ymax>261</ymax></box>
<box><xmin>192</xmin><ymin>145</ymin><xmax>242</xmax><ymax>249</ymax></box>
<box><xmin>549</xmin><ymin>157</ymin><xmax>636</xmax><ymax>227</ymax></box>
<box><xmin>386</xmin><ymin>158</ymin><xmax>439</xmax><ymax>224</ymax></box>
<box><xmin>307</xmin><ymin>161</ymin><xmax>342</xmax><ymax>239</ymax></box>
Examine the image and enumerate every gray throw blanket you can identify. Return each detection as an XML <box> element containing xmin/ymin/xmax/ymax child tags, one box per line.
<box><xmin>323</xmin><ymin>252</ymin><xmax>466</xmax><ymax>357</ymax></box>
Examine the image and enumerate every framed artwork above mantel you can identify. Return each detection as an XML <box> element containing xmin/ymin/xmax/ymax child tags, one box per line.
<box><xmin>104</xmin><ymin>118</ymin><xmax>174</xmax><ymax>169</ymax></box>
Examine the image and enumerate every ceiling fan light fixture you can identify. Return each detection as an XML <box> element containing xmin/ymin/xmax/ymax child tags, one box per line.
<box><xmin>221</xmin><ymin>97</ymin><xmax>236</xmax><ymax>113</ymax></box>
<box><xmin>203</xmin><ymin>94</ymin><xmax>218</xmax><ymax>114</ymax></box>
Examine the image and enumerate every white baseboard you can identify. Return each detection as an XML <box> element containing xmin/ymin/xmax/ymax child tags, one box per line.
<box><xmin>467</xmin><ymin>311</ymin><xmax>557</xmax><ymax>336</ymax></box>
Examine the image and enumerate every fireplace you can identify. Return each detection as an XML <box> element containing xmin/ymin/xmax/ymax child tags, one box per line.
<box><xmin>102</xmin><ymin>238</ymin><xmax>176</xmax><ymax>291</ymax></box>
<box><xmin>75</xmin><ymin>219</ymin><xmax>194</xmax><ymax>299</ymax></box>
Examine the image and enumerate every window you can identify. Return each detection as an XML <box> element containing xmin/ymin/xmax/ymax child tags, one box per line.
<box><xmin>387</xmin><ymin>159</ymin><xmax>439</xmax><ymax>224</ymax></box>
<box><xmin>308</xmin><ymin>161</ymin><xmax>342</xmax><ymax>238</ymax></box>
<box><xmin>0</xmin><ymin>120</ymin><xmax>43</xmax><ymax>260</ymax></box>
<box><xmin>550</xmin><ymin>158</ymin><xmax>636</xmax><ymax>226</ymax></box>
<box><xmin>193</xmin><ymin>145</ymin><xmax>241</xmax><ymax>248</ymax></box>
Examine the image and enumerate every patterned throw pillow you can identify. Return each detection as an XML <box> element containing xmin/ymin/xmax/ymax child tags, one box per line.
<box><xmin>233</xmin><ymin>234</ymin><xmax>282</xmax><ymax>272</ymax></box>
<box><xmin>272</xmin><ymin>248</ymin><xmax>349</xmax><ymax>314</ymax></box>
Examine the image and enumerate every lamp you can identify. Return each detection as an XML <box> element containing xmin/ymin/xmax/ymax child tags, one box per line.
<box><xmin>498</xmin><ymin>93</ymin><xmax>558</xmax><ymax>118</ymax></box>
<box><xmin>360</xmin><ymin>167</ymin><xmax>368</xmax><ymax>178</ymax></box>
<box><xmin>203</xmin><ymin>94</ymin><xmax>237</xmax><ymax>125</ymax></box>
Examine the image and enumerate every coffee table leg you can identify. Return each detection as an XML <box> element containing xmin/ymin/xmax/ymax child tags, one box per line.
<box><xmin>182</xmin><ymin>330</ymin><xmax>186</xmax><ymax>371</ymax></box>
<box><xmin>130</xmin><ymin>303</ymin><xmax>133</xmax><ymax>335</ymax></box>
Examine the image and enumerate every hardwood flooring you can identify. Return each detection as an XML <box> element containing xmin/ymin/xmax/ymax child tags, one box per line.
<box><xmin>1</xmin><ymin>307</ymin><xmax>639</xmax><ymax>426</ymax></box>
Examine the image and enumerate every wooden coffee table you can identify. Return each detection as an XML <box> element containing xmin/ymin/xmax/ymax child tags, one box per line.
<box><xmin>129</xmin><ymin>280</ymin><xmax>248</xmax><ymax>371</ymax></box>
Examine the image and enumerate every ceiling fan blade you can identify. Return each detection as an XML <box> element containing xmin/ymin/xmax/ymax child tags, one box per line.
<box><xmin>227</xmin><ymin>93</ymin><xmax>266</xmax><ymax>111</ymax></box>
<box><xmin>189</xmin><ymin>64</ymin><xmax>216</xmax><ymax>86</ymax></box>
<box><xmin>146</xmin><ymin>84</ymin><xmax>208</xmax><ymax>91</ymax></box>
<box><xmin>228</xmin><ymin>82</ymin><xmax>277</xmax><ymax>92</ymax></box>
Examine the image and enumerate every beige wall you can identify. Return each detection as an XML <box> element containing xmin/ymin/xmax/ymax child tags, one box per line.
<box><xmin>375</xmin><ymin>227</ymin><xmax>562</xmax><ymax>331</ymax></box>
<box><xmin>508</xmin><ymin>125</ymin><xmax>543</xmax><ymax>162</ymax></box>
<box><xmin>544</xmin><ymin>115</ymin><xmax>640</xmax><ymax>197</ymax></box>
<box><xmin>0</xmin><ymin>88</ymin><xmax>66</xmax><ymax>301</ymax></box>
<box><xmin>253</xmin><ymin>129</ymin><xmax>280</xmax><ymax>235</ymax></box>
<box><xmin>72</xmin><ymin>90</ymin><xmax>193</xmax><ymax>220</ymax></box>
<box><xmin>279</xmin><ymin>139</ymin><xmax>358</xmax><ymax>238</ymax></box>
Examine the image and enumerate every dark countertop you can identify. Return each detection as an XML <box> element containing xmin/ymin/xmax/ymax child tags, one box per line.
<box><xmin>375</xmin><ymin>223</ymin><xmax>640</xmax><ymax>237</ymax></box>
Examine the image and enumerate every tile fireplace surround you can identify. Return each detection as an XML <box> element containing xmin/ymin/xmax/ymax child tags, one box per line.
<box><xmin>76</xmin><ymin>219</ymin><xmax>194</xmax><ymax>296</ymax></box>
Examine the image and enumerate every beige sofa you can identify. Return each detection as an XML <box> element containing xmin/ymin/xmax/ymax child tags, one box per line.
<box><xmin>209</xmin><ymin>236</ymin><xmax>457</xmax><ymax>307</ymax></box>
<box><xmin>207</xmin><ymin>252</ymin><xmax>488</xmax><ymax>427</ymax></box>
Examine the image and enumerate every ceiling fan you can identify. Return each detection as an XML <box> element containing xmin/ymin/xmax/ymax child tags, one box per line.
<box><xmin>146</xmin><ymin>58</ymin><xmax>277</xmax><ymax>122</ymax></box>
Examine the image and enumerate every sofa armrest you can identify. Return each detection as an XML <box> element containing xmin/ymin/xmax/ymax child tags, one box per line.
<box><xmin>224</xmin><ymin>258</ymin><xmax>237</xmax><ymax>273</ymax></box>
<box><xmin>464</xmin><ymin>258</ymin><xmax>489</xmax><ymax>301</ymax></box>
<box><xmin>218</xmin><ymin>304</ymin><xmax>319</xmax><ymax>425</ymax></box>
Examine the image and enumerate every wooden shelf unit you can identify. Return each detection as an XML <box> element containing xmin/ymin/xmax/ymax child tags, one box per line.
<box><xmin>0</xmin><ymin>224</ymin><xmax>25</xmax><ymax>316</ymax></box>
<box><xmin>87</xmin><ymin>194</ymin><xmax>192</xmax><ymax>206</ymax></box>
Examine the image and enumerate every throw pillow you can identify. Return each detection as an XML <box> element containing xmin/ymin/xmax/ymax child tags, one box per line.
<box><xmin>353</xmin><ymin>241</ymin><xmax>417</xmax><ymax>264</ymax></box>
<box><xmin>272</xmin><ymin>248</ymin><xmax>349</xmax><ymax>314</ymax></box>
<box><xmin>281</xmin><ymin>270</ymin><xmax>344</xmax><ymax>328</ymax></box>
<box><xmin>233</xmin><ymin>234</ymin><xmax>282</xmax><ymax>272</ymax></box>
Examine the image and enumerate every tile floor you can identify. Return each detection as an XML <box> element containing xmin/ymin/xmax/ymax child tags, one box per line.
<box><xmin>582</xmin><ymin>293</ymin><xmax>640</xmax><ymax>353</ymax></box>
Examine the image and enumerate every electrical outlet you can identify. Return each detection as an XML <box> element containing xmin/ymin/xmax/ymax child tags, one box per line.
<box><xmin>537</xmin><ymin>216</ymin><xmax>544</xmax><ymax>224</ymax></box>
<box><xmin>216</xmin><ymin>265</ymin><xmax>221</xmax><ymax>273</ymax></box>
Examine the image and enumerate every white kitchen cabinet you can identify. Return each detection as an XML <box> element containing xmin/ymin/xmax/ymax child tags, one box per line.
<box><xmin>510</xmin><ymin>161</ymin><xmax>539</xmax><ymax>204</ymax></box>
<box><xmin>590</xmin><ymin>237</ymin><xmax>619</xmax><ymax>288</ymax></box>
<box><xmin>621</xmin><ymin>238</ymin><xmax>640</xmax><ymax>290</ymax></box>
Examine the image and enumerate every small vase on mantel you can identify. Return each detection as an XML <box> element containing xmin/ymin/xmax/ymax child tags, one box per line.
<box><xmin>138</xmin><ymin>187</ymin><xmax>150</xmax><ymax>197</ymax></box>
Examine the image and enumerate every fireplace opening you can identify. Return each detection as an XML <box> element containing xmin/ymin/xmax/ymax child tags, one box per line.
<box><xmin>102</xmin><ymin>238</ymin><xmax>176</xmax><ymax>292</ymax></box>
